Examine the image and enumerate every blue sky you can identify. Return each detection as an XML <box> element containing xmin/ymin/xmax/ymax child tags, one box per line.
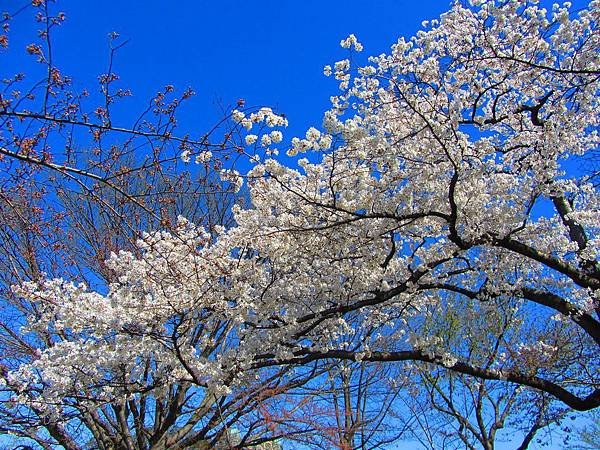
<box><xmin>5</xmin><ymin>0</ymin><xmax>450</xmax><ymax>140</ymax></box>
<box><xmin>56</xmin><ymin>0</ymin><xmax>449</xmax><ymax>133</ymax></box>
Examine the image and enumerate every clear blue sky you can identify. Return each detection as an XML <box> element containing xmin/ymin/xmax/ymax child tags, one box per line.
<box><xmin>5</xmin><ymin>0</ymin><xmax>450</xmax><ymax>139</ymax></box>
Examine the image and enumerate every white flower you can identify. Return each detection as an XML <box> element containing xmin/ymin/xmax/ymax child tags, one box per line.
<box><xmin>219</xmin><ymin>169</ymin><xmax>243</xmax><ymax>192</ymax></box>
<box><xmin>323</xmin><ymin>65</ymin><xmax>332</xmax><ymax>76</ymax></box>
<box><xmin>270</xmin><ymin>130</ymin><xmax>283</xmax><ymax>143</ymax></box>
<box><xmin>261</xmin><ymin>134</ymin><xmax>272</xmax><ymax>147</ymax></box>
<box><xmin>248</xmin><ymin>107</ymin><xmax>288</xmax><ymax>127</ymax></box>
<box><xmin>241</xmin><ymin>118</ymin><xmax>253</xmax><ymax>130</ymax></box>
<box><xmin>334</xmin><ymin>59</ymin><xmax>350</xmax><ymax>72</ymax></box>
<box><xmin>306</xmin><ymin>127</ymin><xmax>321</xmax><ymax>141</ymax></box>
<box><xmin>195</xmin><ymin>151</ymin><xmax>212</xmax><ymax>164</ymax></box>
<box><xmin>245</xmin><ymin>134</ymin><xmax>258</xmax><ymax>145</ymax></box>
<box><xmin>319</xmin><ymin>134</ymin><xmax>332</xmax><ymax>150</ymax></box>
<box><xmin>340</xmin><ymin>34</ymin><xmax>363</xmax><ymax>51</ymax></box>
<box><xmin>232</xmin><ymin>109</ymin><xmax>245</xmax><ymax>123</ymax></box>
<box><xmin>180</xmin><ymin>149</ymin><xmax>190</xmax><ymax>163</ymax></box>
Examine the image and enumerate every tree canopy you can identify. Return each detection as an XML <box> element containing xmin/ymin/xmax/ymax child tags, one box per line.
<box><xmin>1</xmin><ymin>0</ymin><xmax>599</xmax><ymax>448</ymax></box>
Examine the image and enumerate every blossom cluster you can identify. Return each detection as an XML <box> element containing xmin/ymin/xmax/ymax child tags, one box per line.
<box><xmin>340</xmin><ymin>33</ymin><xmax>363</xmax><ymax>52</ymax></box>
<box><xmin>232</xmin><ymin>107</ymin><xmax>287</xmax><ymax>131</ymax></box>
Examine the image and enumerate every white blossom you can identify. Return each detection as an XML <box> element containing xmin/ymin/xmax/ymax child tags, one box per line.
<box><xmin>340</xmin><ymin>33</ymin><xmax>363</xmax><ymax>51</ymax></box>
<box><xmin>270</xmin><ymin>130</ymin><xmax>283</xmax><ymax>143</ymax></box>
<box><xmin>245</xmin><ymin>134</ymin><xmax>258</xmax><ymax>145</ymax></box>
<box><xmin>232</xmin><ymin>109</ymin><xmax>245</xmax><ymax>123</ymax></box>
<box><xmin>180</xmin><ymin>149</ymin><xmax>190</xmax><ymax>163</ymax></box>
<box><xmin>195</xmin><ymin>150</ymin><xmax>212</xmax><ymax>164</ymax></box>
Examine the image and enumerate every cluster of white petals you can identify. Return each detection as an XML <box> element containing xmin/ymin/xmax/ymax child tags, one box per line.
<box><xmin>236</xmin><ymin>107</ymin><xmax>288</xmax><ymax>158</ymax></box>
<box><xmin>195</xmin><ymin>150</ymin><xmax>212</xmax><ymax>164</ymax></box>
<box><xmin>340</xmin><ymin>33</ymin><xmax>363</xmax><ymax>52</ymax></box>
<box><xmin>219</xmin><ymin>168</ymin><xmax>243</xmax><ymax>192</ymax></box>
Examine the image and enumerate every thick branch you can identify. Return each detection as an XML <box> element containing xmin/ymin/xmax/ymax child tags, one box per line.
<box><xmin>521</xmin><ymin>288</ymin><xmax>600</xmax><ymax>346</ymax></box>
<box><xmin>496</xmin><ymin>236</ymin><xmax>600</xmax><ymax>290</ymax></box>
<box><xmin>257</xmin><ymin>349</ymin><xmax>600</xmax><ymax>411</ymax></box>
<box><xmin>421</xmin><ymin>282</ymin><xmax>600</xmax><ymax>346</ymax></box>
<box><xmin>551</xmin><ymin>196</ymin><xmax>588</xmax><ymax>251</ymax></box>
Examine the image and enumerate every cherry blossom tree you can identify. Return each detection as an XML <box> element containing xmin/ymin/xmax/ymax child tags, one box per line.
<box><xmin>2</xmin><ymin>0</ymin><xmax>599</xmax><ymax>448</ymax></box>
<box><xmin>225</xmin><ymin>0</ymin><xmax>598</xmax><ymax>411</ymax></box>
